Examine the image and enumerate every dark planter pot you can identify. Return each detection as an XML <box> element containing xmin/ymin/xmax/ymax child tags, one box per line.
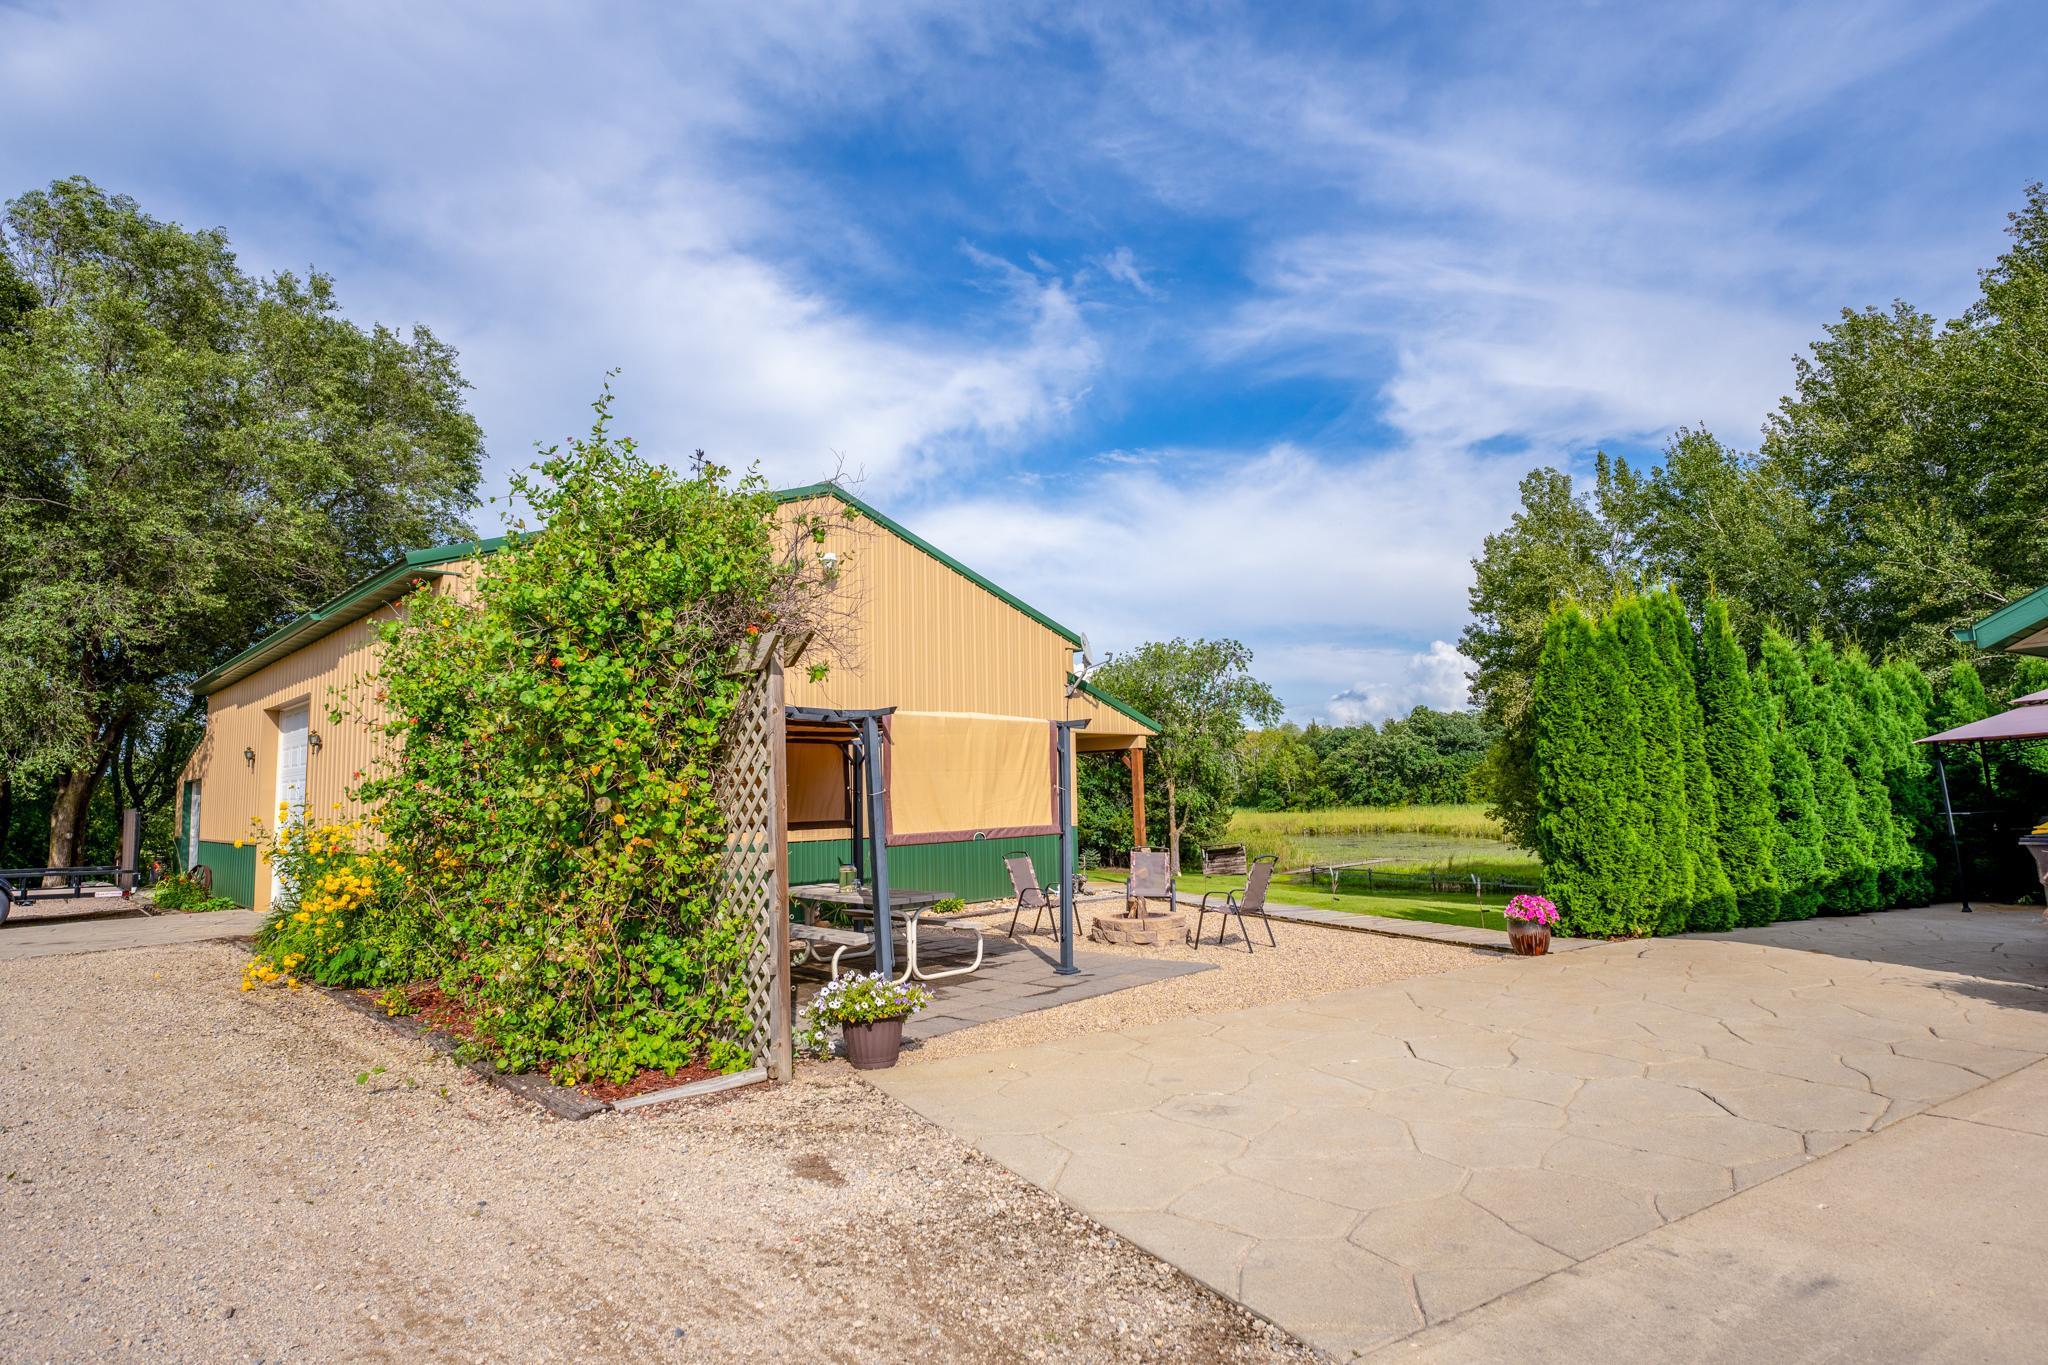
<box><xmin>841</xmin><ymin>1016</ymin><xmax>907</xmax><ymax>1070</ymax></box>
<box><xmin>1507</xmin><ymin>920</ymin><xmax>1551</xmax><ymax>956</ymax></box>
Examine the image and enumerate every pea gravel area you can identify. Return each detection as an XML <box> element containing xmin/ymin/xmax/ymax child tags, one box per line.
<box><xmin>0</xmin><ymin>941</ymin><xmax>1319</xmax><ymax>1363</ymax></box>
<box><xmin>905</xmin><ymin>910</ymin><xmax>1487</xmax><ymax>1064</ymax></box>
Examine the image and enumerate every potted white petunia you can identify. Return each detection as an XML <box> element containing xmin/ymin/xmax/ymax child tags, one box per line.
<box><xmin>798</xmin><ymin>972</ymin><xmax>931</xmax><ymax>1069</ymax></box>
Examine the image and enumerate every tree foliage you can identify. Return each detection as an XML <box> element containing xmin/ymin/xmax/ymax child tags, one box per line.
<box><xmin>251</xmin><ymin>397</ymin><xmax>841</xmax><ymax>1082</ymax></box>
<box><xmin>1534</xmin><ymin>596</ymin><xmax>1929</xmax><ymax>938</ymax></box>
<box><xmin>1697</xmin><ymin>600</ymin><xmax>1781</xmax><ymax>925</ymax></box>
<box><xmin>0</xmin><ymin>177</ymin><xmax>482</xmax><ymax>866</ymax></box>
<box><xmin>1236</xmin><ymin>707</ymin><xmax>1496</xmax><ymax>812</ymax></box>
<box><xmin>1088</xmin><ymin>638</ymin><xmax>1281</xmax><ymax>869</ymax></box>
<box><xmin>1467</xmin><ymin>185</ymin><xmax>2048</xmax><ymax>829</ymax></box>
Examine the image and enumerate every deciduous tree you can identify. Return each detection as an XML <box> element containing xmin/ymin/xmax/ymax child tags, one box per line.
<box><xmin>0</xmin><ymin>178</ymin><xmax>483</xmax><ymax>866</ymax></box>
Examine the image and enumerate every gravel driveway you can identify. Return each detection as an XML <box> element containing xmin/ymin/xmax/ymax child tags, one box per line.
<box><xmin>0</xmin><ymin>941</ymin><xmax>1319</xmax><ymax>1362</ymax></box>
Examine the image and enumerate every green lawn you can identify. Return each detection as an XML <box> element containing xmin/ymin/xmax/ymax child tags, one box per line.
<box><xmin>1091</xmin><ymin>866</ymin><xmax>1516</xmax><ymax>932</ymax></box>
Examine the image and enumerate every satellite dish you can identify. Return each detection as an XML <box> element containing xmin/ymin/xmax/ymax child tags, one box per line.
<box><xmin>1066</xmin><ymin>633</ymin><xmax>1097</xmax><ymax>697</ymax></box>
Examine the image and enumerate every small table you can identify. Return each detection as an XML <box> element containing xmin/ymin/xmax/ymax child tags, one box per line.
<box><xmin>788</xmin><ymin>883</ymin><xmax>984</xmax><ymax>983</ymax></box>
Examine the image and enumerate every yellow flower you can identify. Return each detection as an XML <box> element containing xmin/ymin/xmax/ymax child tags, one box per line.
<box><xmin>612</xmin><ymin>813</ymin><xmax>627</xmax><ymax>826</ymax></box>
<box><xmin>233</xmin><ymin>839</ymin><xmax>244</xmax><ymax>849</ymax></box>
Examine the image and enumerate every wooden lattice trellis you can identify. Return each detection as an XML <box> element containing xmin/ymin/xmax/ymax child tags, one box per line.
<box><xmin>713</xmin><ymin>649</ymin><xmax>792</xmax><ymax>1080</ymax></box>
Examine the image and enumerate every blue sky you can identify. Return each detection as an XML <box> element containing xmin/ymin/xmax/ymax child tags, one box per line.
<box><xmin>5</xmin><ymin>1</ymin><xmax>2045</xmax><ymax>721</ymax></box>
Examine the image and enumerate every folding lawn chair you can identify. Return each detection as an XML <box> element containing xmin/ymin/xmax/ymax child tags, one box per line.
<box><xmin>1192</xmin><ymin>854</ymin><xmax>1279</xmax><ymax>952</ymax></box>
<box><xmin>1004</xmin><ymin>851</ymin><xmax>1062</xmax><ymax>938</ymax></box>
<box><xmin>1125</xmin><ymin>848</ymin><xmax>1176</xmax><ymax>919</ymax></box>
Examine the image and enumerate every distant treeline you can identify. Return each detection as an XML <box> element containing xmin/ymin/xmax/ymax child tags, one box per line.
<box><xmin>1236</xmin><ymin>707</ymin><xmax>1497</xmax><ymax>811</ymax></box>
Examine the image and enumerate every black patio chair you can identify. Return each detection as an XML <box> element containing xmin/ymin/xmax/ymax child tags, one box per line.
<box><xmin>1192</xmin><ymin>854</ymin><xmax>1279</xmax><ymax>952</ymax></box>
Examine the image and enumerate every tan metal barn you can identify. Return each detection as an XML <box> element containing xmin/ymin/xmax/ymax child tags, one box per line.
<box><xmin>176</xmin><ymin>483</ymin><xmax>1154</xmax><ymax>913</ymax></box>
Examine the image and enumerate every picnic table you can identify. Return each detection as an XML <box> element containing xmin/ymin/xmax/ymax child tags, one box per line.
<box><xmin>788</xmin><ymin>882</ymin><xmax>985</xmax><ymax>983</ymax></box>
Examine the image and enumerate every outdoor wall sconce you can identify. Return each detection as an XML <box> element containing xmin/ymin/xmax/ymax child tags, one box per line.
<box><xmin>243</xmin><ymin>746</ymin><xmax>256</xmax><ymax>768</ymax></box>
<box><xmin>308</xmin><ymin>731</ymin><xmax>323</xmax><ymax>754</ymax></box>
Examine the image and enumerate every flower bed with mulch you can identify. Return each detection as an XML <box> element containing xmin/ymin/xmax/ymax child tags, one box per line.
<box><xmin>329</xmin><ymin>982</ymin><xmax>738</xmax><ymax>1118</ymax></box>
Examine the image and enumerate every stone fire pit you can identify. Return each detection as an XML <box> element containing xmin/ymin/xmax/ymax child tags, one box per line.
<box><xmin>1090</xmin><ymin>909</ymin><xmax>1188</xmax><ymax>946</ymax></box>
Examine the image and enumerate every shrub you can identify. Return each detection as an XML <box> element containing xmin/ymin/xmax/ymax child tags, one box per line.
<box><xmin>334</xmin><ymin>392</ymin><xmax>839</xmax><ymax>1083</ymax></box>
<box><xmin>244</xmin><ymin>807</ymin><xmax>409</xmax><ymax>990</ymax></box>
<box><xmin>151</xmin><ymin>872</ymin><xmax>239</xmax><ymax>913</ymax></box>
<box><xmin>1697</xmin><ymin>600</ymin><xmax>1781</xmax><ymax>926</ymax></box>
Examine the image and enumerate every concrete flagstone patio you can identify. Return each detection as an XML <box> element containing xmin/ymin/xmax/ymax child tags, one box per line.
<box><xmin>871</xmin><ymin>905</ymin><xmax>2048</xmax><ymax>1360</ymax></box>
<box><xmin>793</xmin><ymin>926</ymin><xmax>1212</xmax><ymax>1044</ymax></box>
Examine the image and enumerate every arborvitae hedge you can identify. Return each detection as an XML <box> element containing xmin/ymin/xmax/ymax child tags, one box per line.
<box><xmin>1756</xmin><ymin>630</ymin><xmax>1831</xmax><ymax>920</ymax></box>
<box><xmin>1698</xmin><ymin>600</ymin><xmax>1781</xmax><ymax>926</ymax></box>
<box><xmin>1653</xmin><ymin>592</ymin><xmax>1736</xmax><ymax>931</ymax></box>
<box><xmin>1534</xmin><ymin>598</ymin><xmax>1934</xmax><ymax>937</ymax></box>
<box><xmin>1613</xmin><ymin>597</ymin><xmax>1693</xmax><ymax>933</ymax></box>
<box><xmin>1533</xmin><ymin>604</ymin><xmax>1661</xmax><ymax>937</ymax></box>
<box><xmin>1804</xmin><ymin>637</ymin><xmax>1881</xmax><ymax>912</ymax></box>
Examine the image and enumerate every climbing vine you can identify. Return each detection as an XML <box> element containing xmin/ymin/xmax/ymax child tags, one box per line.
<box><xmin>249</xmin><ymin>389</ymin><xmax>848</xmax><ymax>1082</ymax></box>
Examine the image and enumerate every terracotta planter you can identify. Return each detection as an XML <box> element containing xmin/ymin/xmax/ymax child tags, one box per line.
<box><xmin>841</xmin><ymin>1016</ymin><xmax>907</xmax><ymax>1070</ymax></box>
<box><xmin>1507</xmin><ymin>920</ymin><xmax>1551</xmax><ymax>956</ymax></box>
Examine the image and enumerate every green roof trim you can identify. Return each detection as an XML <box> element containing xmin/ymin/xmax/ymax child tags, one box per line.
<box><xmin>774</xmin><ymin>482</ymin><xmax>1086</xmax><ymax>647</ymax></box>
<box><xmin>1953</xmin><ymin>581</ymin><xmax>2048</xmax><ymax>655</ymax></box>
<box><xmin>1070</xmin><ymin>675</ymin><xmax>1160</xmax><ymax>733</ymax></box>
<box><xmin>195</xmin><ymin>536</ymin><xmax>508</xmax><ymax>694</ymax></box>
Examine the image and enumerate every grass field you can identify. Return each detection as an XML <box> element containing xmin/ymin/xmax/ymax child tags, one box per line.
<box><xmin>1090</xmin><ymin>867</ymin><xmax>1519</xmax><ymax>933</ymax></box>
<box><xmin>1221</xmin><ymin>804</ymin><xmax>1541</xmax><ymax>882</ymax></box>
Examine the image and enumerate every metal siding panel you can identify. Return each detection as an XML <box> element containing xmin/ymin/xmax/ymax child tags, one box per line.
<box><xmin>195</xmin><ymin>841</ymin><xmax>258</xmax><ymax>909</ymax></box>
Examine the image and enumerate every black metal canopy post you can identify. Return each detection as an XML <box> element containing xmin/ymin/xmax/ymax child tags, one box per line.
<box><xmin>858</xmin><ymin>714</ymin><xmax>895</xmax><ymax>976</ymax></box>
<box><xmin>847</xmin><ymin>744</ymin><xmax>866</xmax><ymax>888</ymax></box>
<box><xmin>1934</xmin><ymin>747</ymin><xmax>1973</xmax><ymax>913</ymax></box>
<box><xmin>1054</xmin><ymin>719</ymin><xmax>1090</xmax><ymax>976</ymax></box>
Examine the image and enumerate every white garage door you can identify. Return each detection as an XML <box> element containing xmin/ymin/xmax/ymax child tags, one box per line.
<box><xmin>272</xmin><ymin>705</ymin><xmax>309</xmax><ymax>905</ymax></box>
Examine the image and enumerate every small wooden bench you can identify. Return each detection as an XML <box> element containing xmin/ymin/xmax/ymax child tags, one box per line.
<box><xmin>789</xmin><ymin>921</ymin><xmax>874</xmax><ymax>978</ymax></box>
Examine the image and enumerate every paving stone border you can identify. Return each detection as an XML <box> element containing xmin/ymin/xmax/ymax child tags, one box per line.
<box><xmin>1257</xmin><ymin>901</ymin><xmax>1594</xmax><ymax>954</ymax></box>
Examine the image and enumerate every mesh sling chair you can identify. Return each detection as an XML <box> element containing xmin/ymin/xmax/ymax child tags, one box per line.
<box><xmin>1192</xmin><ymin>854</ymin><xmax>1279</xmax><ymax>952</ymax></box>
<box><xmin>1125</xmin><ymin>848</ymin><xmax>1176</xmax><ymax>918</ymax></box>
<box><xmin>1005</xmin><ymin>852</ymin><xmax>1062</xmax><ymax>938</ymax></box>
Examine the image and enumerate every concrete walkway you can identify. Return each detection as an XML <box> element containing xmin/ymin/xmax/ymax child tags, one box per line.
<box><xmin>1392</xmin><ymin>1053</ymin><xmax>2048</xmax><ymax>1362</ymax></box>
<box><xmin>0</xmin><ymin>908</ymin><xmax>264</xmax><ymax>961</ymax></box>
<box><xmin>872</xmin><ymin>906</ymin><xmax>2048</xmax><ymax>1359</ymax></box>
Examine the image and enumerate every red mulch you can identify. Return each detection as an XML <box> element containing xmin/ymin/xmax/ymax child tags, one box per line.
<box><xmin>371</xmin><ymin>981</ymin><xmax>721</xmax><ymax>1103</ymax></box>
<box><xmin>578</xmin><ymin>1059</ymin><xmax>724</xmax><ymax>1103</ymax></box>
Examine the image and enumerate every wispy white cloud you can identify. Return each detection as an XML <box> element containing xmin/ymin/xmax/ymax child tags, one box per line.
<box><xmin>1322</xmin><ymin>642</ymin><xmax>1474</xmax><ymax>726</ymax></box>
<box><xmin>3</xmin><ymin>0</ymin><xmax>2035</xmax><ymax>723</ymax></box>
<box><xmin>0</xmin><ymin>2</ymin><xmax>1096</xmax><ymax>495</ymax></box>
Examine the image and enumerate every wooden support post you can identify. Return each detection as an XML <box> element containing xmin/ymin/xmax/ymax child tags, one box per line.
<box><xmin>1127</xmin><ymin>746</ymin><xmax>1146</xmax><ymax>851</ymax></box>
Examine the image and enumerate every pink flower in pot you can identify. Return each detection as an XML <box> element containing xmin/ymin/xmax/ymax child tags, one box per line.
<box><xmin>1503</xmin><ymin>893</ymin><xmax>1558</xmax><ymax>956</ymax></box>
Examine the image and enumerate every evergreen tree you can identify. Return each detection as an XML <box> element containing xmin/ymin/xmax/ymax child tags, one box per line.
<box><xmin>1698</xmin><ymin>599</ymin><xmax>1782</xmax><ymax>925</ymax></box>
<box><xmin>1613</xmin><ymin>596</ymin><xmax>1693</xmax><ymax>933</ymax></box>
<box><xmin>1840</xmin><ymin>646</ymin><xmax>1921</xmax><ymax>906</ymax></box>
<box><xmin>1929</xmin><ymin>659</ymin><xmax>1993</xmax><ymax>735</ymax></box>
<box><xmin>1875</xmin><ymin>659</ymin><xmax>1938</xmax><ymax>904</ymax></box>
<box><xmin>1756</xmin><ymin>629</ymin><xmax>1830</xmax><ymax>918</ymax></box>
<box><xmin>1651</xmin><ymin>591</ymin><xmax>1736</xmax><ymax>931</ymax></box>
<box><xmin>1532</xmin><ymin>603</ymin><xmax>1660</xmax><ymax>937</ymax></box>
<box><xmin>1803</xmin><ymin>636</ymin><xmax>1880</xmax><ymax>912</ymax></box>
